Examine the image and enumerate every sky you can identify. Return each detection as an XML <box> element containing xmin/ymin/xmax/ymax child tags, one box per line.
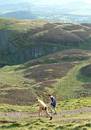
<box><xmin>0</xmin><ymin>0</ymin><xmax>91</xmax><ymax>5</ymax></box>
<box><xmin>0</xmin><ymin>0</ymin><xmax>91</xmax><ymax>15</ymax></box>
<box><xmin>32</xmin><ymin>0</ymin><xmax>91</xmax><ymax>5</ymax></box>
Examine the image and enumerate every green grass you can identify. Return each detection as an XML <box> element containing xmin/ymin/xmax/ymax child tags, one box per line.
<box><xmin>0</xmin><ymin>104</ymin><xmax>37</xmax><ymax>112</ymax></box>
<box><xmin>77</xmin><ymin>64</ymin><xmax>91</xmax><ymax>83</ymax></box>
<box><xmin>0</xmin><ymin>118</ymin><xmax>90</xmax><ymax>130</ymax></box>
<box><xmin>0</xmin><ymin>96</ymin><xmax>90</xmax><ymax>112</ymax></box>
<box><xmin>56</xmin><ymin>60</ymin><xmax>91</xmax><ymax>98</ymax></box>
<box><xmin>0</xmin><ymin>18</ymin><xmax>47</xmax><ymax>31</ymax></box>
<box><xmin>0</xmin><ymin>65</ymin><xmax>35</xmax><ymax>88</ymax></box>
<box><xmin>58</xmin><ymin>97</ymin><xmax>91</xmax><ymax>111</ymax></box>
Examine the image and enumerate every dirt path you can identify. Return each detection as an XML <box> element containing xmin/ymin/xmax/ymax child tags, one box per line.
<box><xmin>0</xmin><ymin>107</ymin><xmax>91</xmax><ymax>123</ymax></box>
<box><xmin>60</xmin><ymin>107</ymin><xmax>91</xmax><ymax>116</ymax></box>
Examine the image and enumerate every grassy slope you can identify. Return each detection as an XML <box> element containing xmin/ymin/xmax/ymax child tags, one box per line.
<box><xmin>56</xmin><ymin>60</ymin><xmax>91</xmax><ymax>98</ymax></box>
<box><xmin>0</xmin><ymin>18</ymin><xmax>47</xmax><ymax>31</ymax></box>
<box><xmin>0</xmin><ymin>49</ymin><xmax>91</xmax><ymax>104</ymax></box>
<box><xmin>0</xmin><ymin>50</ymin><xmax>91</xmax><ymax>129</ymax></box>
<box><xmin>0</xmin><ymin>50</ymin><xmax>90</xmax><ymax>87</ymax></box>
<box><xmin>0</xmin><ymin>65</ymin><xmax>35</xmax><ymax>88</ymax></box>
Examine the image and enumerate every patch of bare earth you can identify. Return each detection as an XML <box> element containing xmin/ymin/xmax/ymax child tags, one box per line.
<box><xmin>24</xmin><ymin>63</ymin><xmax>74</xmax><ymax>83</ymax></box>
<box><xmin>0</xmin><ymin>89</ymin><xmax>36</xmax><ymax>105</ymax></box>
<box><xmin>82</xmin><ymin>83</ymin><xmax>91</xmax><ymax>89</ymax></box>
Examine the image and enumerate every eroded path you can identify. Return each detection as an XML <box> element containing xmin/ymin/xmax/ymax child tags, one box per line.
<box><xmin>0</xmin><ymin>107</ymin><xmax>91</xmax><ymax>123</ymax></box>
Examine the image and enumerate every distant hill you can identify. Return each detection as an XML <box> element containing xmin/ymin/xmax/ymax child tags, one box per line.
<box><xmin>1</xmin><ymin>11</ymin><xmax>91</xmax><ymax>23</ymax></box>
<box><xmin>0</xmin><ymin>11</ymin><xmax>36</xmax><ymax>19</ymax></box>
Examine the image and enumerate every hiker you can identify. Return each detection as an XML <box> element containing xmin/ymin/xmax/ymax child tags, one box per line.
<box><xmin>48</xmin><ymin>94</ymin><xmax>57</xmax><ymax>114</ymax></box>
<box><xmin>37</xmin><ymin>98</ymin><xmax>52</xmax><ymax>120</ymax></box>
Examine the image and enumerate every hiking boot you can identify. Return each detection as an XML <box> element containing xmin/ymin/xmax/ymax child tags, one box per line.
<box><xmin>49</xmin><ymin>116</ymin><xmax>52</xmax><ymax>120</ymax></box>
<box><xmin>54</xmin><ymin>112</ymin><xmax>57</xmax><ymax>115</ymax></box>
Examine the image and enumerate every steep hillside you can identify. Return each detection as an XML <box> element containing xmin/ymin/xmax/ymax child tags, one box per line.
<box><xmin>0</xmin><ymin>19</ymin><xmax>91</xmax><ymax>66</ymax></box>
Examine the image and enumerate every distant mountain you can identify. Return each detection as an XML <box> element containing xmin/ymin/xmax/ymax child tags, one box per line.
<box><xmin>1</xmin><ymin>11</ymin><xmax>91</xmax><ymax>23</ymax></box>
<box><xmin>0</xmin><ymin>11</ymin><xmax>36</xmax><ymax>19</ymax></box>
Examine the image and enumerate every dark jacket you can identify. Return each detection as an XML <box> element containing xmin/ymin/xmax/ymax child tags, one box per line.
<box><xmin>50</xmin><ymin>96</ymin><xmax>56</xmax><ymax>107</ymax></box>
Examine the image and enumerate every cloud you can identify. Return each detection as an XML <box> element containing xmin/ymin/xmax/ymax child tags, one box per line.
<box><xmin>0</xmin><ymin>0</ymin><xmax>91</xmax><ymax>15</ymax></box>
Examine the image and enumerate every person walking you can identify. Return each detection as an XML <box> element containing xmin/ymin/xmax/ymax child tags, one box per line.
<box><xmin>48</xmin><ymin>95</ymin><xmax>57</xmax><ymax>114</ymax></box>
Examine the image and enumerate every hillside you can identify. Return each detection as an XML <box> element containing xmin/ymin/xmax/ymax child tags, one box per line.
<box><xmin>0</xmin><ymin>19</ymin><xmax>91</xmax><ymax>66</ymax></box>
<box><xmin>0</xmin><ymin>19</ymin><xmax>91</xmax><ymax>103</ymax></box>
<box><xmin>0</xmin><ymin>18</ymin><xmax>91</xmax><ymax>130</ymax></box>
<box><xmin>0</xmin><ymin>48</ymin><xmax>91</xmax><ymax>105</ymax></box>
